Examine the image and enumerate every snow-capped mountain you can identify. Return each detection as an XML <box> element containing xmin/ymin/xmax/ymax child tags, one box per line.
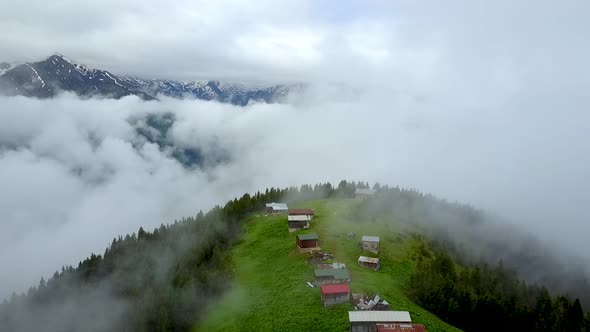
<box><xmin>119</xmin><ymin>76</ymin><xmax>292</xmax><ymax>105</ymax></box>
<box><xmin>0</xmin><ymin>62</ymin><xmax>16</xmax><ymax>76</ymax></box>
<box><xmin>0</xmin><ymin>55</ymin><xmax>154</xmax><ymax>100</ymax></box>
<box><xmin>0</xmin><ymin>54</ymin><xmax>297</xmax><ymax>105</ymax></box>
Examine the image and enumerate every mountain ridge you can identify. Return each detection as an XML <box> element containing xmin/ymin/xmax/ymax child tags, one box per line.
<box><xmin>2</xmin><ymin>182</ymin><xmax>590</xmax><ymax>331</ymax></box>
<box><xmin>0</xmin><ymin>54</ymin><xmax>299</xmax><ymax>105</ymax></box>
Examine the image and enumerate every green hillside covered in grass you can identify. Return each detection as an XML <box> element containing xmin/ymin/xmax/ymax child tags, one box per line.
<box><xmin>194</xmin><ymin>198</ymin><xmax>461</xmax><ymax>332</ymax></box>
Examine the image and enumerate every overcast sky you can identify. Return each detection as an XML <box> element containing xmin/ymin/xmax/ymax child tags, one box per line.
<box><xmin>1</xmin><ymin>0</ymin><xmax>590</xmax><ymax>299</ymax></box>
<box><xmin>0</xmin><ymin>1</ymin><xmax>584</xmax><ymax>83</ymax></box>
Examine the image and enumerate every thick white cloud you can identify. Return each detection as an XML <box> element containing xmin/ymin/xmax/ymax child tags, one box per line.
<box><xmin>1</xmin><ymin>80</ymin><xmax>589</xmax><ymax>298</ymax></box>
<box><xmin>0</xmin><ymin>0</ymin><xmax>589</xmax><ymax>299</ymax></box>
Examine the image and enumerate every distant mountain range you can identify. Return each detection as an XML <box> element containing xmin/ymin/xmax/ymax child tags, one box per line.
<box><xmin>0</xmin><ymin>54</ymin><xmax>298</xmax><ymax>105</ymax></box>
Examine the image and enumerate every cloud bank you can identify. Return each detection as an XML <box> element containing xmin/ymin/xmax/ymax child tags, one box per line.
<box><xmin>1</xmin><ymin>80</ymin><xmax>589</xmax><ymax>299</ymax></box>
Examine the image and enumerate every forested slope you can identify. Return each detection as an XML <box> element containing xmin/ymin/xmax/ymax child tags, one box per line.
<box><xmin>2</xmin><ymin>181</ymin><xmax>589</xmax><ymax>331</ymax></box>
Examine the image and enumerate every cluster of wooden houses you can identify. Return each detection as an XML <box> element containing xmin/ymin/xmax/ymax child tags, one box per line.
<box><xmin>268</xmin><ymin>202</ymin><xmax>426</xmax><ymax>331</ymax></box>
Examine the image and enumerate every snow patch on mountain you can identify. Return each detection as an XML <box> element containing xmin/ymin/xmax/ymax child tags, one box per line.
<box><xmin>26</xmin><ymin>64</ymin><xmax>46</xmax><ymax>88</ymax></box>
<box><xmin>0</xmin><ymin>62</ymin><xmax>16</xmax><ymax>76</ymax></box>
<box><xmin>104</xmin><ymin>72</ymin><xmax>124</xmax><ymax>87</ymax></box>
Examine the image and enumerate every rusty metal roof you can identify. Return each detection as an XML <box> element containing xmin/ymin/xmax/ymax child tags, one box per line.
<box><xmin>288</xmin><ymin>208</ymin><xmax>315</xmax><ymax>215</ymax></box>
<box><xmin>321</xmin><ymin>284</ymin><xmax>350</xmax><ymax>294</ymax></box>
<box><xmin>358</xmin><ymin>256</ymin><xmax>380</xmax><ymax>264</ymax></box>
<box><xmin>377</xmin><ymin>324</ymin><xmax>426</xmax><ymax>332</ymax></box>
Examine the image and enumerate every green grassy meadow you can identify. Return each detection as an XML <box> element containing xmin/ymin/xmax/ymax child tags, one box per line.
<box><xmin>194</xmin><ymin>199</ymin><xmax>461</xmax><ymax>332</ymax></box>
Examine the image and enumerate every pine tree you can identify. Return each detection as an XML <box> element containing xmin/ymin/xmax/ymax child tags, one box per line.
<box><xmin>534</xmin><ymin>288</ymin><xmax>555</xmax><ymax>332</ymax></box>
<box><xmin>567</xmin><ymin>298</ymin><xmax>585</xmax><ymax>332</ymax></box>
<box><xmin>138</xmin><ymin>227</ymin><xmax>147</xmax><ymax>241</ymax></box>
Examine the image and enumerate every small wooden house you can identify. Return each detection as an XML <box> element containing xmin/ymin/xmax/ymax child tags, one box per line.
<box><xmin>321</xmin><ymin>284</ymin><xmax>351</xmax><ymax>307</ymax></box>
<box><xmin>349</xmin><ymin>311</ymin><xmax>412</xmax><ymax>332</ymax></box>
<box><xmin>376</xmin><ymin>324</ymin><xmax>426</xmax><ymax>332</ymax></box>
<box><xmin>288</xmin><ymin>208</ymin><xmax>315</xmax><ymax>220</ymax></box>
<box><xmin>314</xmin><ymin>268</ymin><xmax>351</xmax><ymax>286</ymax></box>
<box><xmin>265</xmin><ymin>202</ymin><xmax>288</xmax><ymax>214</ymax></box>
<box><xmin>287</xmin><ymin>209</ymin><xmax>314</xmax><ymax>232</ymax></box>
<box><xmin>288</xmin><ymin>218</ymin><xmax>310</xmax><ymax>232</ymax></box>
<box><xmin>362</xmin><ymin>236</ymin><xmax>380</xmax><ymax>254</ymax></box>
<box><xmin>297</xmin><ymin>233</ymin><xmax>320</xmax><ymax>253</ymax></box>
<box><xmin>358</xmin><ymin>256</ymin><xmax>381</xmax><ymax>271</ymax></box>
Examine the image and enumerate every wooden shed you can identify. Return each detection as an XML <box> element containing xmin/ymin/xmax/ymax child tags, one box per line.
<box><xmin>288</xmin><ymin>218</ymin><xmax>310</xmax><ymax>232</ymax></box>
<box><xmin>321</xmin><ymin>284</ymin><xmax>351</xmax><ymax>307</ymax></box>
<box><xmin>358</xmin><ymin>256</ymin><xmax>381</xmax><ymax>271</ymax></box>
<box><xmin>314</xmin><ymin>268</ymin><xmax>351</xmax><ymax>286</ymax></box>
<box><xmin>265</xmin><ymin>202</ymin><xmax>288</xmax><ymax>214</ymax></box>
<box><xmin>297</xmin><ymin>233</ymin><xmax>320</xmax><ymax>253</ymax></box>
<box><xmin>362</xmin><ymin>236</ymin><xmax>380</xmax><ymax>254</ymax></box>
<box><xmin>349</xmin><ymin>311</ymin><xmax>412</xmax><ymax>332</ymax></box>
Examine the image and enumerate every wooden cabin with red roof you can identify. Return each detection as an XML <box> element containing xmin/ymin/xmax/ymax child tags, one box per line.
<box><xmin>321</xmin><ymin>283</ymin><xmax>350</xmax><ymax>307</ymax></box>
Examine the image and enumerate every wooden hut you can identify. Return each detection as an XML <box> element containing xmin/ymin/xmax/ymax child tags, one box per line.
<box><xmin>314</xmin><ymin>268</ymin><xmax>351</xmax><ymax>286</ymax></box>
<box><xmin>288</xmin><ymin>218</ymin><xmax>310</xmax><ymax>232</ymax></box>
<box><xmin>321</xmin><ymin>284</ymin><xmax>351</xmax><ymax>307</ymax></box>
<box><xmin>358</xmin><ymin>256</ymin><xmax>381</xmax><ymax>271</ymax></box>
<box><xmin>361</xmin><ymin>236</ymin><xmax>380</xmax><ymax>254</ymax></box>
<box><xmin>296</xmin><ymin>233</ymin><xmax>320</xmax><ymax>253</ymax></box>
<box><xmin>265</xmin><ymin>202</ymin><xmax>288</xmax><ymax>214</ymax></box>
<box><xmin>349</xmin><ymin>311</ymin><xmax>412</xmax><ymax>332</ymax></box>
<box><xmin>288</xmin><ymin>208</ymin><xmax>315</xmax><ymax>220</ymax></box>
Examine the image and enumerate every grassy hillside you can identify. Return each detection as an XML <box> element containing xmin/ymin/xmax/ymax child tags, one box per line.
<box><xmin>194</xmin><ymin>198</ymin><xmax>461</xmax><ymax>332</ymax></box>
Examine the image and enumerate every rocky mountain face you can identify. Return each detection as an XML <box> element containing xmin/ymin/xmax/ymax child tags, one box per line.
<box><xmin>0</xmin><ymin>54</ymin><xmax>296</xmax><ymax>104</ymax></box>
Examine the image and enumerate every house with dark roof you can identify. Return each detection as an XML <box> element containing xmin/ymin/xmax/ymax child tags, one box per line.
<box><xmin>321</xmin><ymin>284</ymin><xmax>351</xmax><ymax>307</ymax></box>
<box><xmin>314</xmin><ymin>268</ymin><xmax>351</xmax><ymax>286</ymax></box>
<box><xmin>296</xmin><ymin>233</ymin><xmax>320</xmax><ymax>253</ymax></box>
